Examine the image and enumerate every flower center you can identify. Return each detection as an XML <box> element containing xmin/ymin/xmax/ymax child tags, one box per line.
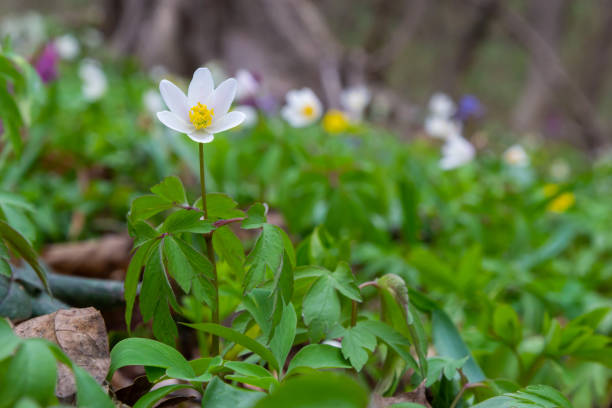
<box><xmin>189</xmin><ymin>103</ymin><xmax>215</xmax><ymax>130</ymax></box>
<box><xmin>301</xmin><ymin>104</ymin><xmax>315</xmax><ymax>118</ymax></box>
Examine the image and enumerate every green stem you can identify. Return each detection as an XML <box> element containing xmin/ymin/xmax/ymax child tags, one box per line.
<box><xmin>522</xmin><ymin>355</ymin><xmax>546</xmax><ymax>386</ymax></box>
<box><xmin>199</xmin><ymin>143</ymin><xmax>220</xmax><ymax>356</ymax></box>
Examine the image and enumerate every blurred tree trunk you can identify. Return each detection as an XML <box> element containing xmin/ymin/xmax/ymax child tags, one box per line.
<box><xmin>512</xmin><ymin>0</ymin><xmax>567</xmax><ymax>132</ymax></box>
<box><xmin>578</xmin><ymin>0</ymin><xmax>612</xmax><ymax>107</ymax></box>
<box><xmin>444</xmin><ymin>0</ymin><xmax>499</xmax><ymax>93</ymax></box>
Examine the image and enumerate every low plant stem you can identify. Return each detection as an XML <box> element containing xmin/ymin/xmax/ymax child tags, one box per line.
<box><xmin>199</xmin><ymin>143</ymin><xmax>220</xmax><ymax>356</ymax></box>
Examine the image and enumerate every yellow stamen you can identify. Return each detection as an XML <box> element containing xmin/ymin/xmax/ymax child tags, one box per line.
<box><xmin>301</xmin><ymin>104</ymin><xmax>315</xmax><ymax>118</ymax></box>
<box><xmin>322</xmin><ymin>109</ymin><xmax>349</xmax><ymax>134</ymax></box>
<box><xmin>189</xmin><ymin>102</ymin><xmax>215</xmax><ymax>130</ymax></box>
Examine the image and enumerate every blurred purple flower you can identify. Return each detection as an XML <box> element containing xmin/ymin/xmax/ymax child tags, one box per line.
<box><xmin>455</xmin><ymin>94</ymin><xmax>484</xmax><ymax>121</ymax></box>
<box><xmin>255</xmin><ymin>94</ymin><xmax>278</xmax><ymax>115</ymax></box>
<box><xmin>34</xmin><ymin>43</ymin><xmax>59</xmax><ymax>83</ymax></box>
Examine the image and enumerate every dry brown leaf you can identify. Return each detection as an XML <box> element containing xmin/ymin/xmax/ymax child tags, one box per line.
<box><xmin>14</xmin><ymin>307</ymin><xmax>110</xmax><ymax>401</ymax></box>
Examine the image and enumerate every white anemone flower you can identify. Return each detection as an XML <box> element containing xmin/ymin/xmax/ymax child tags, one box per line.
<box><xmin>54</xmin><ymin>34</ymin><xmax>79</xmax><ymax>60</ymax></box>
<box><xmin>143</xmin><ymin>89</ymin><xmax>164</xmax><ymax>114</ymax></box>
<box><xmin>79</xmin><ymin>59</ymin><xmax>107</xmax><ymax>102</ymax></box>
<box><xmin>424</xmin><ymin>115</ymin><xmax>462</xmax><ymax>139</ymax></box>
<box><xmin>234</xmin><ymin>105</ymin><xmax>258</xmax><ymax>127</ymax></box>
<box><xmin>281</xmin><ymin>88</ymin><xmax>322</xmax><ymax>127</ymax></box>
<box><xmin>235</xmin><ymin>69</ymin><xmax>259</xmax><ymax>100</ymax></box>
<box><xmin>340</xmin><ymin>85</ymin><xmax>370</xmax><ymax>121</ymax></box>
<box><xmin>503</xmin><ymin>144</ymin><xmax>529</xmax><ymax>167</ymax></box>
<box><xmin>439</xmin><ymin>134</ymin><xmax>475</xmax><ymax>170</ymax></box>
<box><xmin>429</xmin><ymin>92</ymin><xmax>456</xmax><ymax>118</ymax></box>
<box><xmin>156</xmin><ymin>67</ymin><xmax>245</xmax><ymax>143</ymax></box>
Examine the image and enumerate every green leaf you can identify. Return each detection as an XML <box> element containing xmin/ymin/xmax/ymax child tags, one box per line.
<box><xmin>161</xmin><ymin>210</ymin><xmax>213</xmax><ymax>234</ymax></box>
<box><xmin>73</xmin><ymin>365</ymin><xmax>114</xmax><ymax>408</ymax></box>
<box><xmin>0</xmin><ymin>318</ymin><xmax>21</xmax><ymax>360</ymax></box>
<box><xmin>150</xmin><ymin>176</ymin><xmax>187</xmax><ymax>204</ymax></box>
<box><xmin>152</xmin><ymin>299</ymin><xmax>178</xmax><ymax>346</ymax></box>
<box><xmin>128</xmin><ymin>220</ymin><xmax>159</xmax><ymax>247</ymax></box>
<box><xmin>472</xmin><ymin>384</ymin><xmax>572</xmax><ymax>408</ymax></box>
<box><xmin>302</xmin><ymin>274</ymin><xmax>341</xmax><ymax>342</ymax></box>
<box><xmin>174</xmin><ymin>237</ymin><xmax>214</xmax><ymax>281</ymax></box>
<box><xmin>130</xmin><ymin>195</ymin><xmax>173</xmax><ymax>222</ymax></box>
<box><xmin>425</xmin><ymin>356</ymin><xmax>469</xmax><ymax>387</ymax></box>
<box><xmin>432</xmin><ymin>309</ymin><xmax>485</xmax><ymax>383</ymax></box>
<box><xmin>196</xmin><ymin>193</ymin><xmax>244</xmax><ymax>220</ymax></box>
<box><xmin>125</xmin><ymin>239</ymin><xmax>159</xmax><ymax>332</ymax></box>
<box><xmin>244</xmin><ymin>224</ymin><xmax>284</xmax><ymax>292</ymax></box>
<box><xmin>185</xmin><ymin>322</ymin><xmax>280</xmax><ymax>371</ymax></box>
<box><xmin>224</xmin><ymin>361</ymin><xmax>274</xmax><ymax>378</ymax></box>
<box><xmin>2</xmin><ymin>340</ymin><xmax>57</xmax><ymax>406</ymax></box>
<box><xmin>341</xmin><ymin>323</ymin><xmax>377</xmax><ymax>371</ymax></box>
<box><xmin>242</xmin><ymin>203</ymin><xmax>267</xmax><ymax>229</ymax></box>
<box><xmin>0</xmin><ymin>191</ymin><xmax>34</xmax><ymax>212</ymax></box>
<box><xmin>139</xmin><ymin>245</ymin><xmax>168</xmax><ymax>321</ymax></box>
<box><xmin>162</xmin><ymin>236</ymin><xmax>195</xmax><ymax>293</ymax></box>
<box><xmin>493</xmin><ymin>304</ymin><xmax>522</xmax><ymax>347</ymax></box>
<box><xmin>133</xmin><ymin>384</ymin><xmax>193</xmax><ymax>408</ymax></box>
<box><xmin>286</xmin><ymin>344</ymin><xmax>351</xmax><ymax>376</ymax></box>
<box><xmin>269</xmin><ymin>303</ymin><xmax>297</xmax><ymax>372</ymax></box>
<box><xmin>202</xmin><ymin>377</ymin><xmax>264</xmax><ymax>408</ymax></box>
<box><xmin>0</xmin><ymin>220</ymin><xmax>50</xmax><ymax>294</ymax></box>
<box><xmin>213</xmin><ymin>225</ymin><xmax>245</xmax><ymax>275</ymax></box>
<box><xmin>398</xmin><ymin>177</ymin><xmax>419</xmax><ymax>244</ymax></box>
<box><xmin>359</xmin><ymin>320</ymin><xmax>419</xmax><ymax>373</ymax></box>
<box><xmin>0</xmin><ymin>80</ymin><xmax>23</xmax><ymax>155</ymax></box>
<box><xmin>254</xmin><ymin>372</ymin><xmax>368</xmax><ymax>408</ymax></box>
<box><xmin>242</xmin><ymin>289</ymin><xmax>275</xmax><ymax>340</ymax></box>
<box><xmin>331</xmin><ymin>262</ymin><xmax>361</xmax><ymax>302</ymax></box>
<box><xmin>109</xmin><ymin>337</ymin><xmax>195</xmax><ymax>378</ymax></box>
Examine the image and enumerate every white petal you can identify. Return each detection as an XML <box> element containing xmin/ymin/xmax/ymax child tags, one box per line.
<box><xmin>188</xmin><ymin>68</ymin><xmax>214</xmax><ymax>106</ymax></box>
<box><xmin>208</xmin><ymin>78</ymin><xmax>237</xmax><ymax>116</ymax></box>
<box><xmin>208</xmin><ymin>111</ymin><xmax>246</xmax><ymax>133</ymax></box>
<box><xmin>156</xmin><ymin>111</ymin><xmax>193</xmax><ymax>133</ymax></box>
<box><xmin>281</xmin><ymin>106</ymin><xmax>308</xmax><ymax>127</ymax></box>
<box><xmin>187</xmin><ymin>130</ymin><xmax>215</xmax><ymax>143</ymax></box>
<box><xmin>159</xmin><ymin>79</ymin><xmax>189</xmax><ymax>120</ymax></box>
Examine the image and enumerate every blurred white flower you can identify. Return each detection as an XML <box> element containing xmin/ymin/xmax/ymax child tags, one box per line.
<box><xmin>235</xmin><ymin>69</ymin><xmax>260</xmax><ymax>101</ymax></box>
<box><xmin>439</xmin><ymin>134</ymin><xmax>475</xmax><ymax>170</ymax></box>
<box><xmin>82</xmin><ymin>28</ymin><xmax>103</xmax><ymax>48</ymax></box>
<box><xmin>424</xmin><ymin>115</ymin><xmax>462</xmax><ymax>139</ymax></box>
<box><xmin>156</xmin><ymin>67</ymin><xmax>245</xmax><ymax>144</ymax></box>
<box><xmin>340</xmin><ymin>85</ymin><xmax>370</xmax><ymax>121</ymax></box>
<box><xmin>54</xmin><ymin>34</ymin><xmax>80</xmax><ymax>60</ymax></box>
<box><xmin>79</xmin><ymin>59</ymin><xmax>107</xmax><ymax>102</ymax></box>
<box><xmin>143</xmin><ymin>89</ymin><xmax>164</xmax><ymax>114</ymax></box>
<box><xmin>503</xmin><ymin>144</ymin><xmax>529</xmax><ymax>167</ymax></box>
<box><xmin>429</xmin><ymin>92</ymin><xmax>456</xmax><ymax>118</ymax></box>
<box><xmin>424</xmin><ymin>92</ymin><xmax>460</xmax><ymax>139</ymax></box>
<box><xmin>0</xmin><ymin>12</ymin><xmax>45</xmax><ymax>55</ymax></box>
<box><xmin>234</xmin><ymin>105</ymin><xmax>258</xmax><ymax>127</ymax></box>
<box><xmin>281</xmin><ymin>88</ymin><xmax>322</xmax><ymax>127</ymax></box>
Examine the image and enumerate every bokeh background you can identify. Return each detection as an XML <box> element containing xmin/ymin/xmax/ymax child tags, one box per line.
<box><xmin>2</xmin><ymin>0</ymin><xmax>611</xmax><ymax>150</ymax></box>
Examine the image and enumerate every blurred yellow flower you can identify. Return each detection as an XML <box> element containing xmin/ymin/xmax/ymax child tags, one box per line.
<box><xmin>322</xmin><ymin>109</ymin><xmax>349</xmax><ymax>133</ymax></box>
<box><xmin>547</xmin><ymin>192</ymin><xmax>575</xmax><ymax>213</ymax></box>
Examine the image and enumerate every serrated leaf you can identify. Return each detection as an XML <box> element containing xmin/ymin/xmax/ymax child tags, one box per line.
<box><xmin>125</xmin><ymin>239</ymin><xmax>159</xmax><ymax>333</ymax></box>
<box><xmin>269</xmin><ymin>303</ymin><xmax>297</xmax><ymax>372</ymax></box>
<box><xmin>331</xmin><ymin>262</ymin><xmax>361</xmax><ymax>302</ymax></box>
<box><xmin>341</xmin><ymin>323</ymin><xmax>377</xmax><ymax>371</ymax></box>
<box><xmin>242</xmin><ymin>203</ymin><xmax>267</xmax><ymax>229</ymax></box>
<box><xmin>302</xmin><ymin>275</ymin><xmax>341</xmax><ymax>342</ymax></box>
<box><xmin>150</xmin><ymin>176</ymin><xmax>187</xmax><ymax>204</ymax></box>
<box><xmin>212</xmin><ymin>225</ymin><xmax>245</xmax><ymax>275</ymax></box>
<box><xmin>244</xmin><ymin>224</ymin><xmax>284</xmax><ymax>292</ymax></box>
<box><xmin>161</xmin><ymin>209</ymin><xmax>213</xmax><ymax>234</ymax></box>
<box><xmin>195</xmin><ymin>193</ymin><xmax>244</xmax><ymax>220</ymax></box>
<box><xmin>130</xmin><ymin>195</ymin><xmax>173</xmax><ymax>222</ymax></box>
